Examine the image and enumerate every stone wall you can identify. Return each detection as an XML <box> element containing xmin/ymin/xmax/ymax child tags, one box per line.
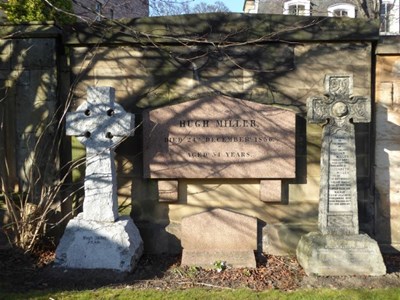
<box><xmin>0</xmin><ymin>24</ymin><xmax>62</xmax><ymax>195</ymax></box>
<box><xmin>375</xmin><ymin>37</ymin><xmax>400</xmax><ymax>252</ymax></box>
<box><xmin>0</xmin><ymin>15</ymin><xmax>387</xmax><ymax>255</ymax></box>
<box><xmin>64</xmin><ymin>14</ymin><xmax>379</xmax><ymax>254</ymax></box>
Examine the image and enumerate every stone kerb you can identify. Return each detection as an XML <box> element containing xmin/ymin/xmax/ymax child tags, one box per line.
<box><xmin>181</xmin><ymin>208</ymin><xmax>258</xmax><ymax>268</ymax></box>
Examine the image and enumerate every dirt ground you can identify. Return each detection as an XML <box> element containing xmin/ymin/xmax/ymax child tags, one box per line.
<box><xmin>1</xmin><ymin>246</ymin><xmax>400</xmax><ymax>293</ymax></box>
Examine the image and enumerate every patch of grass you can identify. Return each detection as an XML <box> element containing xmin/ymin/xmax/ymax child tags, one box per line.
<box><xmin>2</xmin><ymin>288</ymin><xmax>400</xmax><ymax>300</ymax></box>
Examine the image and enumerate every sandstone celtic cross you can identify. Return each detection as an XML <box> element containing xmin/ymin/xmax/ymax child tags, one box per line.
<box><xmin>307</xmin><ymin>75</ymin><xmax>370</xmax><ymax>235</ymax></box>
<box><xmin>66</xmin><ymin>86</ymin><xmax>134</xmax><ymax>222</ymax></box>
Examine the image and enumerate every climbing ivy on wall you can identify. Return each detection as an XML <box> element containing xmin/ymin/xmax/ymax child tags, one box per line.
<box><xmin>1</xmin><ymin>0</ymin><xmax>75</xmax><ymax>24</ymax></box>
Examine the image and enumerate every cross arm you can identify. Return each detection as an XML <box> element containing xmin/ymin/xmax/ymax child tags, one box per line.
<box><xmin>349</xmin><ymin>96</ymin><xmax>371</xmax><ymax>123</ymax></box>
<box><xmin>65</xmin><ymin>110</ymin><xmax>91</xmax><ymax>137</ymax></box>
<box><xmin>307</xmin><ymin>96</ymin><xmax>329</xmax><ymax>124</ymax></box>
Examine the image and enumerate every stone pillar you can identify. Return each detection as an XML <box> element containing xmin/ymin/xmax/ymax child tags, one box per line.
<box><xmin>296</xmin><ymin>75</ymin><xmax>386</xmax><ymax>276</ymax></box>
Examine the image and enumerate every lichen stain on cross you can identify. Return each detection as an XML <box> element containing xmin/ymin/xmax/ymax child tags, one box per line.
<box><xmin>66</xmin><ymin>87</ymin><xmax>135</xmax><ymax>222</ymax></box>
<box><xmin>307</xmin><ymin>75</ymin><xmax>370</xmax><ymax>235</ymax></box>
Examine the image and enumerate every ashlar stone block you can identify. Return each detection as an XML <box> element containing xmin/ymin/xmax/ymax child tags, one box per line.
<box><xmin>181</xmin><ymin>208</ymin><xmax>257</xmax><ymax>268</ymax></box>
<box><xmin>296</xmin><ymin>232</ymin><xmax>386</xmax><ymax>276</ymax></box>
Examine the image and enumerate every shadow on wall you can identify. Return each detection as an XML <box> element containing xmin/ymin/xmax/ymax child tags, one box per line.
<box><xmin>116</xmin><ymin>123</ymin><xmax>181</xmax><ymax>254</ymax></box>
<box><xmin>64</xmin><ymin>13</ymin><xmax>377</xmax><ymax>254</ymax></box>
<box><xmin>375</xmin><ymin>104</ymin><xmax>400</xmax><ymax>252</ymax></box>
<box><xmin>0</xmin><ymin>28</ymin><xmax>75</xmax><ymax>249</ymax></box>
<box><xmin>114</xmin><ymin>105</ymin><xmax>312</xmax><ymax>255</ymax></box>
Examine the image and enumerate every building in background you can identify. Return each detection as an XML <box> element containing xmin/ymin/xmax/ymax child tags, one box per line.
<box><xmin>73</xmin><ymin>0</ymin><xmax>149</xmax><ymax>20</ymax></box>
<box><xmin>243</xmin><ymin>0</ymin><xmax>400</xmax><ymax>35</ymax></box>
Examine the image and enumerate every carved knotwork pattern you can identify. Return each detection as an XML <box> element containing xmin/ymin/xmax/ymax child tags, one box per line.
<box><xmin>308</xmin><ymin>75</ymin><xmax>370</xmax><ymax>125</ymax></box>
<box><xmin>328</xmin><ymin>76</ymin><xmax>350</xmax><ymax>97</ymax></box>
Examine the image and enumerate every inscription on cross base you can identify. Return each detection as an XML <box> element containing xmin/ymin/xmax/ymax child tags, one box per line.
<box><xmin>66</xmin><ymin>86</ymin><xmax>134</xmax><ymax>222</ymax></box>
<box><xmin>307</xmin><ymin>75</ymin><xmax>370</xmax><ymax>235</ymax></box>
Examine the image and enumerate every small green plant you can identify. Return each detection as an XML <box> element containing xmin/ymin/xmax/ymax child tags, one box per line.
<box><xmin>0</xmin><ymin>88</ymin><xmax>83</xmax><ymax>253</ymax></box>
<box><xmin>171</xmin><ymin>266</ymin><xmax>185</xmax><ymax>277</ymax></box>
<box><xmin>213</xmin><ymin>260</ymin><xmax>227</xmax><ymax>272</ymax></box>
<box><xmin>242</xmin><ymin>268</ymin><xmax>252</xmax><ymax>277</ymax></box>
<box><xmin>188</xmin><ymin>265</ymin><xmax>200</xmax><ymax>277</ymax></box>
<box><xmin>171</xmin><ymin>265</ymin><xmax>200</xmax><ymax>278</ymax></box>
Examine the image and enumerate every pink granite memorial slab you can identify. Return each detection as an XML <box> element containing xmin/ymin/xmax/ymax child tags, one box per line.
<box><xmin>143</xmin><ymin>96</ymin><xmax>296</xmax><ymax>179</ymax></box>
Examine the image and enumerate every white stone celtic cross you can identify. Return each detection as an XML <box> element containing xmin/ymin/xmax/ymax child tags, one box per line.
<box><xmin>66</xmin><ymin>86</ymin><xmax>134</xmax><ymax>222</ymax></box>
<box><xmin>307</xmin><ymin>75</ymin><xmax>370</xmax><ymax>235</ymax></box>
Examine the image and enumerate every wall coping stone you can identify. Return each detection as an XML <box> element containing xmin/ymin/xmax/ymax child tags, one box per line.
<box><xmin>0</xmin><ymin>22</ymin><xmax>61</xmax><ymax>38</ymax></box>
<box><xmin>63</xmin><ymin>13</ymin><xmax>379</xmax><ymax>46</ymax></box>
<box><xmin>376</xmin><ymin>36</ymin><xmax>400</xmax><ymax>54</ymax></box>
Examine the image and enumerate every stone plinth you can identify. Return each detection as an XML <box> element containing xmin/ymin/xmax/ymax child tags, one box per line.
<box><xmin>181</xmin><ymin>208</ymin><xmax>257</xmax><ymax>268</ymax></box>
<box><xmin>296</xmin><ymin>232</ymin><xmax>386</xmax><ymax>276</ymax></box>
<box><xmin>55</xmin><ymin>215</ymin><xmax>143</xmax><ymax>271</ymax></box>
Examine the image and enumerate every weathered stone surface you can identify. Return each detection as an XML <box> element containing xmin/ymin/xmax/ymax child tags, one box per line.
<box><xmin>375</xmin><ymin>56</ymin><xmax>400</xmax><ymax>251</ymax></box>
<box><xmin>182</xmin><ymin>251</ymin><xmax>256</xmax><ymax>269</ymax></box>
<box><xmin>262</xmin><ymin>224</ymin><xmax>317</xmax><ymax>255</ymax></box>
<box><xmin>55</xmin><ymin>215</ymin><xmax>143</xmax><ymax>271</ymax></box>
<box><xmin>296</xmin><ymin>232</ymin><xmax>386</xmax><ymax>276</ymax></box>
<box><xmin>307</xmin><ymin>74</ymin><xmax>370</xmax><ymax>235</ymax></box>
<box><xmin>13</xmin><ymin>39</ymin><xmax>56</xmax><ymax>69</ymax></box>
<box><xmin>181</xmin><ymin>208</ymin><xmax>257</xmax><ymax>250</ymax></box>
<box><xmin>0</xmin><ymin>17</ymin><xmax>379</xmax><ymax>259</ymax></box>
<box><xmin>297</xmin><ymin>75</ymin><xmax>385</xmax><ymax>276</ymax></box>
<box><xmin>63</xmin><ymin>14</ymin><xmax>379</xmax><ymax>45</ymax></box>
<box><xmin>260</xmin><ymin>180</ymin><xmax>281</xmax><ymax>202</ymax></box>
<box><xmin>69</xmin><ymin>36</ymin><xmax>374</xmax><ymax>255</ymax></box>
<box><xmin>158</xmin><ymin>180</ymin><xmax>179</xmax><ymax>203</ymax></box>
<box><xmin>56</xmin><ymin>86</ymin><xmax>143</xmax><ymax>271</ymax></box>
<box><xmin>66</xmin><ymin>86</ymin><xmax>134</xmax><ymax>222</ymax></box>
<box><xmin>143</xmin><ymin>96</ymin><xmax>296</xmax><ymax>179</ymax></box>
<box><xmin>181</xmin><ymin>208</ymin><xmax>257</xmax><ymax>268</ymax></box>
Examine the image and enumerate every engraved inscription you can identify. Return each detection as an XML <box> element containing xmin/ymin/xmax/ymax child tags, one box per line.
<box><xmin>328</xmin><ymin>130</ymin><xmax>352</xmax><ymax>212</ymax></box>
<box><xmin>82</xmin><ymin>236</ymin><xmax>107</xmax><ymax>245</ymax></box>
<box><xmin>318</xmin><ymin>249</ymin><xmax>374</xmax><ymax>265</ymax></box>
<box><xmin>307</xmin><ymin>74</ymin><xmax>370</xmax><ymax>235</ymax></box>
<box><xmin>143</xmin><ymin>96</ymin><xmax>296</xmax><ymax>179</ymax></box>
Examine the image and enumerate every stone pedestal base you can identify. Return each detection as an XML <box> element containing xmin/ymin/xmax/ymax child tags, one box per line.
<box><xmin>55</xmin><ymin>215</ymin><xmax>143</xmax><ymax>272</ymax></box>
<box><xmin>296</xmin><ymin>232</ymin><xmax>386</xmax><ymax>276</ymax></box>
